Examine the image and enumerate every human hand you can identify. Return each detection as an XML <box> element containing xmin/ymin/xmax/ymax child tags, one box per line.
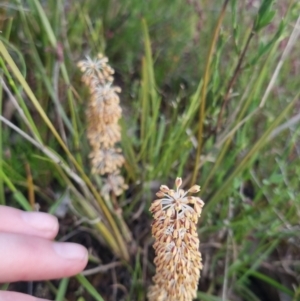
<box><xmin>0</xmin><ymin>205</ymin><xmax>88</xmax><ymax>301</ymax></box>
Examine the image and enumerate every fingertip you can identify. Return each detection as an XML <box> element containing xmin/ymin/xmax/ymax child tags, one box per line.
<box><xmin>53</xmin><ymin>242</ymin><xmax>88</xmax><ymax>262</ymax></box>
<box><xmin>0</xmin><ymin>234</ymin><xmax>88</xmax><ymax>282</ymax></box>
<box><xmin>0</xmin><ymin>206</ymin><xmax>59</xmax><ymax>239</ymax></box>
<box><xmin>21</xmin><ymin>211</ymin><xmax>59</xmax><ymax>239</ymax></box>
<box><xmin>52</xmin><ymin>242</ymin><xmax>88</xmax><ymax>276</ymax></box>
<box><xmin>0</xmin><ymin>291</ymin><xmax>53</xmax><ymax>301</ymax></box>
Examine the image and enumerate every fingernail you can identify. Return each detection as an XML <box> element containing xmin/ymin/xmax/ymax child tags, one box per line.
<box><xmin>21</xmin><ymin>211</ymin><xmax>58</xmax><ymax>232</ymax></box>
<box><xmin>53</xmin><ymin>242</ymin><xmax>88</xmax><ymax>260</ymax></box>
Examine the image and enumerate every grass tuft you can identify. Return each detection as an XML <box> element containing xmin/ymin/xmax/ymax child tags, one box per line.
<box><xmin>1</xmin><ymin>0</ymin><xmax>300</xmax><ymax>300</ymax></box>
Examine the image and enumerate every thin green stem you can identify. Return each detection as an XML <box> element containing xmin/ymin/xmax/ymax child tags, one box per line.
<box><xmin>216</xmin><ymin>29</ymin><xmax>255</xmax><ymax>131</ymax></box>
<box><xmin>191</xmin><ymin>0</ymin><xmax>230</xmax><ymax>186</ymax></box>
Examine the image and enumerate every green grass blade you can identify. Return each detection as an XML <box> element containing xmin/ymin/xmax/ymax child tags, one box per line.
<box><xmin>0</xmin><ymin>283</ymin><xmax>9</xmax><ymax>290</ymax></box>
<box><xmin>76</xmin><ymin>274</ymin><xmax>105</xmax><ymax>301</ymax></box>
<box><xmin>205</xmin><ymin>91</ymin><xmax>299</xmax><ymax>213</ymax></box>
<box><xmin>55</xmin><ymin>278</ymin><xmax>70</xmax><ymax>301</ymax></box>
<box><xmin>30</xmin><ymin>0</ymin><xmax>80</xmax><ymax>155</ymax></box>
<box><xmin>247</xmin><ymin>270</ymin><xmax>294</xmax><ymax>296</ymax></box>
<box><xmin>0</xmin><ymin>169</ymin><xmax>32</xmax><ymax>211</ymax></box>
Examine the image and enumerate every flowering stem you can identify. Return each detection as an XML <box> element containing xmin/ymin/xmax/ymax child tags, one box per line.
<box><xmin>148</xmin><ymin>178</ymin><xmax>204</xmax><ymax>301</ymax></box>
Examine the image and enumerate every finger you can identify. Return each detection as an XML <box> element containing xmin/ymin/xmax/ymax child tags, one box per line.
<box><xmin>0</xmin><ymin>291</ymin><xmax>50</xmax><ymax>301</ymax></box>
<box><xmin>0</xmin><ymin>233</ymin><xmax>88</xmax><ymax>282</ymax></box>
<box><xmin>0</xmin><ymin>206</ymin><xmax>58</xmax><ymax>239</ymax></box>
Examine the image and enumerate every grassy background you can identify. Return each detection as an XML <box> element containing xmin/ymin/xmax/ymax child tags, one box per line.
<box><xmin>1</xmin><ymin>0</ymin><xmax>300</xmax><ymax>300</ymax></box>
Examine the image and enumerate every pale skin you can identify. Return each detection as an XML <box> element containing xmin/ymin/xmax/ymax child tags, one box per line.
<box><xmin>0</xmin><ymin>205</ymin><xmax>88</xmax><ymax>301</ymax></box>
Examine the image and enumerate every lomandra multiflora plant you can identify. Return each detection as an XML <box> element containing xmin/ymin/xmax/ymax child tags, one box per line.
<box><xmin>77</xmin><ymin>54</ymin><xmax>127</xmax><ymax>199</ymax></box>
<box><xmin>148</xmin><ymin>178</ymin><xmax>204</xmax><ymax>301</ymax></box>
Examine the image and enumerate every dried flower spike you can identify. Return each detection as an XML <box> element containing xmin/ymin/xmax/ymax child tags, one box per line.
<box><xmin>148</xmin><ymin>177</ymin><xmax>204</xmax><ymax>301</ymax></box>
<box><xmin>78</xmin><ymin>53</ymin><xmax>127</xmax><ymax>196</ymax></box>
